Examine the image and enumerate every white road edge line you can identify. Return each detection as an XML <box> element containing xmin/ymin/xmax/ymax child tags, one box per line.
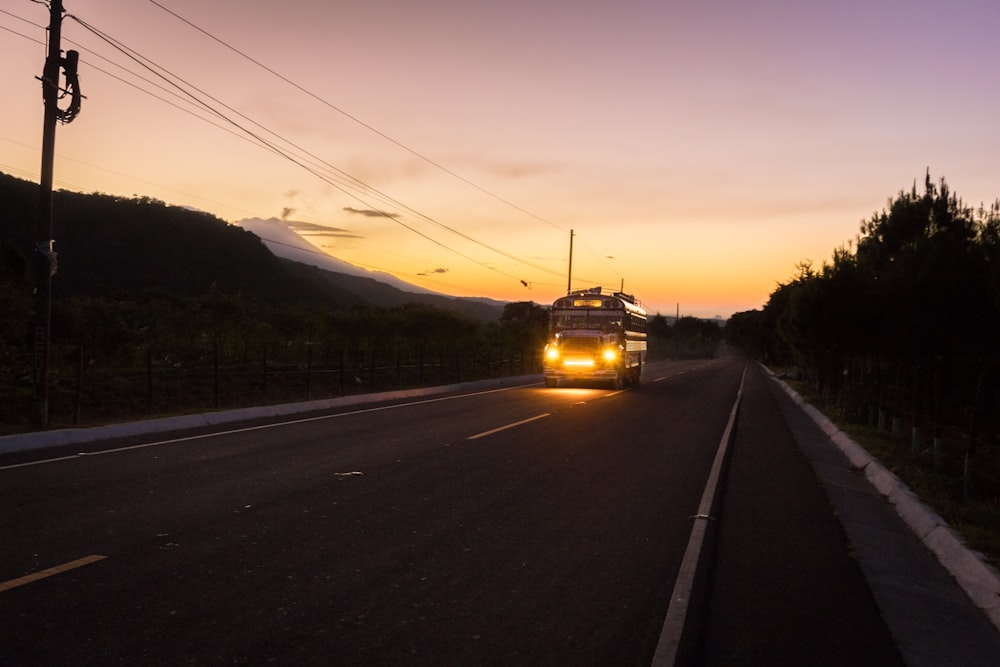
<box><xmin>467</xmin><ymin>413</ymin><xmax>551</xmax><ymax>440</ymax></box>
<box><xmin>652</xmin><ymin>362</ymin><xmax>748</xmax><ymax>666</ymax></box>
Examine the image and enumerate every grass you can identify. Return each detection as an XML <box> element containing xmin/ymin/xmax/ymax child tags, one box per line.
<box><xmin>788</xmin><ymin>379</ymin><xmax>1000</xmax><ymax>571</ymax></box>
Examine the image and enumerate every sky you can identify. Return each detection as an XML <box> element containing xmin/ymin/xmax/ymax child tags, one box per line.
<box><xmin>2</xmin><ymin>0</ymin><xmax>999</xmax><ymax>319</ymax></box>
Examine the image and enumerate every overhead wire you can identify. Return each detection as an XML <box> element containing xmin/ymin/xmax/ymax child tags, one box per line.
<box><xmin>2</xmin><ymin>8</ymin><xmax>262</xmax><ymax>150</ymax></box>
<box><xmin>0</xmin><ymin>9</ymin><xmax>500</xmax><ymax>284</ymax></box>
<box><xmin>2</xmin><ymin>7</ymin><xmax>574</xmax><ymax>292</ymax></box>
<box><xmin>136</xmin><ymin>7</ymin><xmax>567</xmax><ymax>280</ymax></box>
<box><xmin>144</xmin><ymin>0</ymin><xmax>566</xmax><ymax>235</ymax></box>
<box><xmin>3</xmin><ymin>6</ymin><xmax>474</xmax><ymax>272</ymax></box>
<box><xmin>139</xmin><ymin>1</ymin><xmax>623</xmax><ymax>289</ymax></box>
<box><xmin>4</xmin><ymin>7</ymin><xmax>335</xmax><ymax>200</ymax></box>
<box><xmin>7</xmin><ymin>2</ymin><xmax>613</xmax><ymax>293</ymax></box>
<box><xmin>64</xmin><ymin>12</ymin><xmax>560</xmax><ymax>287</ymax></box>
<box><xmin>141</xmin><ymin>1</ymin><xmax>647</xmax><ymax>300</ymax></box>
<box><xmin>9</xmin><ymin>2</ymin><xmax>639</xmax><ymax>300</ymax></box>
<box><xmin>1</xmin><ymin>7</ymin><xmax>43</xmax><ymax>29</ymax></box>
<box><xmin>0</xmin><ymin>1</ymin><xmax>409</xmax><ymax>212</ymax></box>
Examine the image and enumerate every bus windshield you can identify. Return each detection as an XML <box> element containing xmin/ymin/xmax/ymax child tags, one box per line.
<box><xmin>551</xmin><ymin>313</ymin><xmax>623</xmax><ymax>332</ymax></box>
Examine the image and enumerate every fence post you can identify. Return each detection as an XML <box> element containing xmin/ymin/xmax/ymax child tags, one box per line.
<box><xmin>146</xmin><ymin>347</ymin><xmax>154</xmax><ymax>410</ymax></box>
<box><xmin>932</xmin><ymin>361</ymin><xmax>943</xmax><ymax>468</ymax></box>
<box><xmin>262</xmin><ymin>347</ymin><xmax>268</xmax><ymax>404</ymax></box>
<box><xmin>910</xmin><ymin>363</ymin><xmax>922</xmax><ymax>454</ymax></box>
<box><xmin>306</xmin><ymin>343</ymin><xmax>313</xmax><ymax>400</ymax></box>
<box><xmin>213</xmin><ymin>338</ymin><xmax>220</xmax><ymax>410</ymax></box>
<box><xmin>339</xmin><ymin>349</ymin><xmax>345</xmax><ymax>391</ymax></box>
<box><xmin>965</xmin><ymin>372</ymin><xmax>989</xmax><ymax>500</ymax></box>
<box><xmin>73</xmin><ymin>344</ymin><xmax>82</xmax><ymax>425</ymax></box>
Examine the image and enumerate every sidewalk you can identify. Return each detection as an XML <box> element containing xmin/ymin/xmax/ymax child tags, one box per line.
<box><xmin>704</xmin><ymin>363</ymin><xmax>1000</xmax><ymax>665</ymax></box>
<box><xmin>0</xmin><ymin>375</ymin><xmax>541</xmax><ymax>459</ymax></box>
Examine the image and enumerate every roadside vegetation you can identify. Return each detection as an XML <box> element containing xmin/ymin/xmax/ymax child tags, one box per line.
<box><xmin>726</xmin><ymin>172</ymin><xmax>1000</xmax><ymax>569</ymax></box>
<box><xmin>788</xmin><ymin>378</ymin><xmax>1000</xmax><ymax>569</ymax></box>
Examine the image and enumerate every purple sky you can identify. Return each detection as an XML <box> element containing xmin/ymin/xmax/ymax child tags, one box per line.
<box><xmin>3</xmin><ymin>0</ymin><xmax>999</xmax><ymax>317</ymax></box>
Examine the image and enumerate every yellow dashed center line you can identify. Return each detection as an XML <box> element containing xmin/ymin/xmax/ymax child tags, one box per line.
<box><xmin>0</xmin><ymin>555</ymin><xmax>107</xmax><ymax>593</ymax></box>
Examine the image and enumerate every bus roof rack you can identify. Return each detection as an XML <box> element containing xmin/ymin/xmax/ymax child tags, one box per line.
<box><xmin>565</xmin><ymin>286</ymin><xmax>640</xmax><ymax>306</ymax></box>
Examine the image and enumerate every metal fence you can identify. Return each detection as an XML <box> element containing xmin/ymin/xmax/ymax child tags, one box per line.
<box><xmin>1</xmin><ymin>341</ymin><xmax>543</xmax><ymax>436</ymax></box>
<box><xmin>825</xmin><ymin>358</ymin><xmax>999</xmax><ymax>501</ymax></box>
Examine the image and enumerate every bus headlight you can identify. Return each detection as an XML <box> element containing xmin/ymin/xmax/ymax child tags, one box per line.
<box><xmin>602</xmin><ymin>347</ymin><xmax>619</xmax><ymax>363</ymax></box>
<box><xmin>545</xmin><ymin>345</ymin><xmax>560</xmax><ymax>361</ymax></box>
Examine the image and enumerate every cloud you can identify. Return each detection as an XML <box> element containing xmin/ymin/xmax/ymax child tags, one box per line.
<box><xmin>464</xmin><ymin>156</ymin><xmax>563</xmax><ymax>180</ymax></box>
<box><xmin>343</xmin><ymin>206</ymin><xmax>399</xmax><ymax>219</ymax></box>
<box><xmin>285</xmin><ymin>220</ymin><xmax>362</xmax><ymax>239</ymax></box>
<box><xmin>281</xmin><ymin>207</ymin><xmax>295</xmax><ymax>220</ymax></box>
<box><xmin>417</xmin><ymin>267</ymin><xmax>449</xmax><ymax>276</ymax></box>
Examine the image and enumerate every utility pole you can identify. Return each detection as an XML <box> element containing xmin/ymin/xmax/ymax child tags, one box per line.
<box><xmin>33</xmin><ymin>0</ymin><xmax>81</xmax><ymax>428</ymax></box>
<box><xmin>566</xmin><ymin>229</ymin><xmax>574</xmax><ymax>294</ymax></box>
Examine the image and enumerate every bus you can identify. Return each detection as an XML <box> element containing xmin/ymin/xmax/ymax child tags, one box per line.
<box><xmin>542</xmin><ymin>287</ymin><xmax>647</xmax><ymax>389</ymax></box>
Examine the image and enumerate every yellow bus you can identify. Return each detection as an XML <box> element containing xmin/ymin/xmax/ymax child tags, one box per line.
<box><xmin>542</xmin><ymin>287</ymin><xmax>647</xmax><ymax>389</ymax></box>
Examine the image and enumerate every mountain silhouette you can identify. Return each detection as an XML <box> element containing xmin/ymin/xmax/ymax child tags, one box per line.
<box><xmin>0</xmin><ymin>172</ymin><xmax>505</xmax><ymax>320</ymax></box>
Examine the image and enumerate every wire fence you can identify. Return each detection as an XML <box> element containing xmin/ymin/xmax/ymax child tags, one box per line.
<box><xmin>0</xmin><ymin>341</ymin><xmax>544</xmax><ymax>436</ymax></box>
<box><xmin>824</xmin><ymin>357</ymin><xmax>1000</xmax><ymax>502</ymax></box>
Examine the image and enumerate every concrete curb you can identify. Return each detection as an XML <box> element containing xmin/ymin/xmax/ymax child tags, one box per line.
<box><xmin>0</xmin><ymin>375</ymin><xmax>541</xmax><ymax>456</ymax></box>
<box><xmin>765</xmin><ymin>367</ymin><xmax>1000</xmax><ymax>633</ymax></box>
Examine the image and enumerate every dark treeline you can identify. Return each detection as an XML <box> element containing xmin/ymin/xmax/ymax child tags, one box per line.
<box><xmin>0</xmin><ymin>287</ymin><xmax>552</xmax><ymax>432</ymax></box>
<box><xmin>726</xmin><ymin>173</ymin><xmax>1000</xmax><ymax>388</ymax></box>
<box><xmin>725</xmin><ymin>173</ymin><xmax>1000</xmax><ymax>494</ymax></box>
<box><xmin>648</xmin><ymin>314</ymin><xmax>723</xmax><ymax>360</ymax></box>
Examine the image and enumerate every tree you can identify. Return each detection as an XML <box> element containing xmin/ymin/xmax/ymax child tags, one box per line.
<box><xmin>499</xmin><ymin>301</ymin><xmax>549</xmax><ymax>350</ymax></box>
<box><xmin>647</xmin><ymin>313</ymin><xmax>670</xmax><ymax>339</ymax></box>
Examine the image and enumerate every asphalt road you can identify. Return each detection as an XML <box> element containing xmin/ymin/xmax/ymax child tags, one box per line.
<box><xmin>2</xmin><ymin>359</ymin><xmax>996</xmax><ymax>665</ymax></box>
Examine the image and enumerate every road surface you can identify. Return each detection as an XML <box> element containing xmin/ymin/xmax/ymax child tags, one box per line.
<box><xmin>2</xmin><ymin>359</ymin><xmax>997</xmax><ymax>664</ymax></box>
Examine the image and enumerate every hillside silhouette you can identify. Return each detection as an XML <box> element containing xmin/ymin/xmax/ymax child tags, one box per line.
<box><xmin>0</xmin><ymin>171</ymin><xmax>502</xmax><ymax>320</ymax></box>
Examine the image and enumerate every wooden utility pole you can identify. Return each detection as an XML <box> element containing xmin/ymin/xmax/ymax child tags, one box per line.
<box><xmin>33</xmin><ymin>0</ymin><xmax>79</xmax><ymax>428</ymax></box>
<box><xmin>566</xmin><ymin>229</ymin><xmax>574</xmax><ymax>294</ymax></box>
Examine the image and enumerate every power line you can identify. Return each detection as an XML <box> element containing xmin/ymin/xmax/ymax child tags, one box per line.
<box><xmin>10</xmin><ymin>3</ymin><xmax>629</xmax><ymax>297</ymax></box>
<box><xmin>0</xmin><ymin>7</ymin><xmax>43</xmax><ymax>30</ymax></box>
<box><xmin>139</xmin><ymin>2</ymin><xmax>645</xmax><ymax>297</ymax></box>
<box><xmin>0</xmin><ymin>10</ymin><xmax>520</xmax><ymax>280</ymax></box>
<box><xmin>129</xmin><ymin>5</ymin><xmax>568</xmax><ymax>279</ymax></box>
<box><xmin>144</xmin><ymin>0</ymin><xmax>566</xmax><ymax>234</ymax></box>
<box><xmin>0</xmin><ymin>18</ymin><xmax>538</xmax><ymax>288</ymax></box>
<box><xmin>65</xmin><ymin>13</ymin><xmax>555</xmax><ymax>287</ymax></box>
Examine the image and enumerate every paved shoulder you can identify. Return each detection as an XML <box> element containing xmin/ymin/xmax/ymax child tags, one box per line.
<box><xmin>702</xmin><ymin>362</ymin><xmax>903</xmax><ymax>665</ymax></box>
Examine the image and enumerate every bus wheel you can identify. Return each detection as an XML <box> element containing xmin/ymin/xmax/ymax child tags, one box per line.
<box><xmin>612</xmin><ymin>371</ymin><xmax>624</xmax><ymax>390</ymax></box>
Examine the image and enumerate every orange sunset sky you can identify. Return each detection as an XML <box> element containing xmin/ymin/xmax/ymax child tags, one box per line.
<box><xmin>3</xmin><ymin>0</ymin><xmax>999</xmax><ymax>319</ymax></box>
